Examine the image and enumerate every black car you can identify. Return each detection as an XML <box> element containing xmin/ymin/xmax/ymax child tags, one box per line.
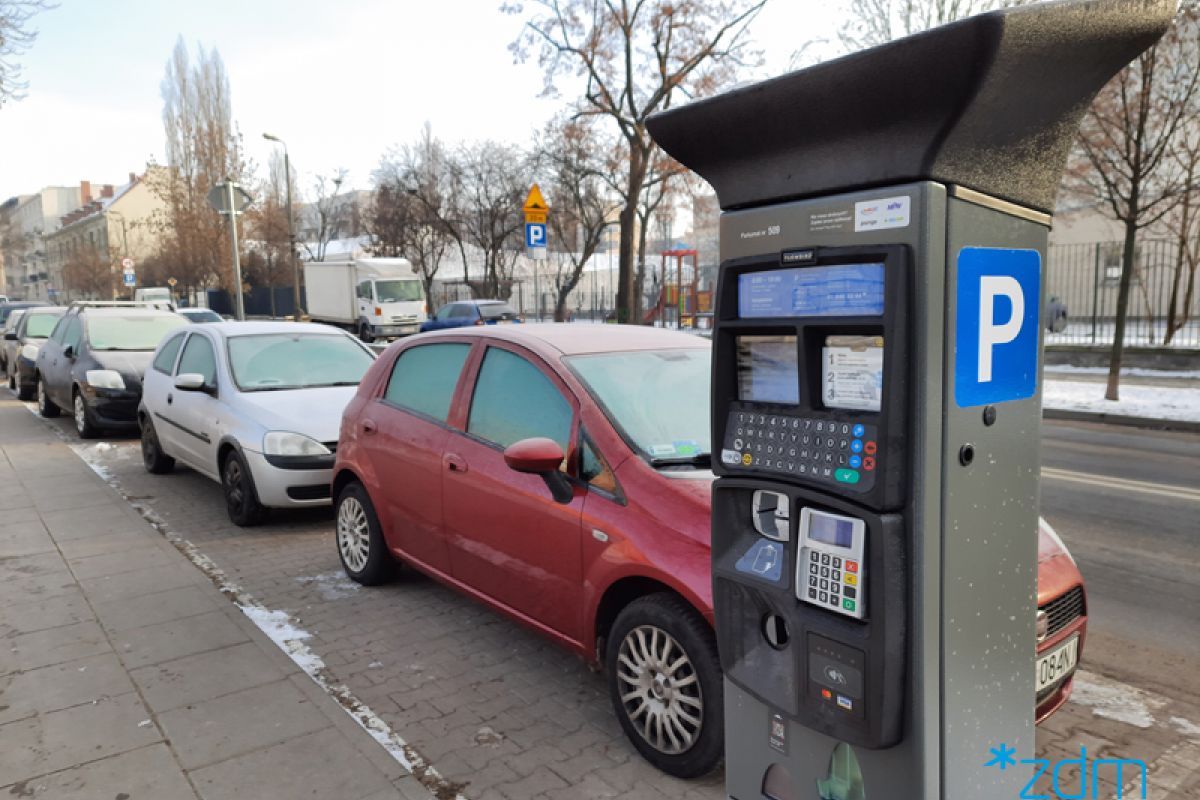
<box><xmin>6</xmin><ymin>306</ymin><xmax>67</xmax><ymax>400</ymax></box>
<box><xmin>0</xmin><ymin>302</ymin><xmax>47</xmax><ymax>370</ymax></box>
<box><xmin>36</xmin><ymin>304</ymin><xmax>187</xmax><ymax>437</ymax></box>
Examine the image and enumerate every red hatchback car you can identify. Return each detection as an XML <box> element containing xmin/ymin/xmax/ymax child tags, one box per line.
<box><xmin>331</xmin><ymin>324</ymin><xmax>1086</xmax><ymax>778</ymax></box>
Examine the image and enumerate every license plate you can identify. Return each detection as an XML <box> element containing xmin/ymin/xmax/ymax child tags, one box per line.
<box><xmin>1036</xmin><ymin>635</ymin><xmax>1079</xmax><ymax>693</ymax></box>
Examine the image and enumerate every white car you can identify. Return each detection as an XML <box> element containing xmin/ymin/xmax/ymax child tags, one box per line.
<box><xmin>138</xmin><ymin>321</ymin><xmax>376</xmax><ymax>525</ymax></box>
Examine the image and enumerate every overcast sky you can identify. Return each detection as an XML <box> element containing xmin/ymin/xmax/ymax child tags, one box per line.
<box><xmin>0</xmin><ymin>0</ymin><xmax>845</xmax><ymax>202</ymax></box>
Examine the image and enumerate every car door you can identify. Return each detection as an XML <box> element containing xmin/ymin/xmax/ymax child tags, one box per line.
<box><xmin>359</xmin><ymin>340</ymin><xmax>473</xmax><ymax>575</ymax></box>
<box><xmin>143</xmin><ymin>331</ymin><xmax>188</xmax><ymax>456</ymax></box>
<box><xmin>441</xmin><ymin>343</ymin><xmax>585</xmax><ymax>641</ymax></box>
<box><xmin>168</xmin><ymin>331</ymin><xmax>222</xmax><ymax>476</ymax></box>
<box><xmin>45</xmin><ymin>316</ymin><xmax>82</xmax><ymax>408</ymax></box>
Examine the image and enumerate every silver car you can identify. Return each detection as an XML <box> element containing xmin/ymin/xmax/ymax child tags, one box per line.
<box><xmin>138</xmin><ymin>321</ymin><xmax>376</xmax><ymax>526</ymax></box>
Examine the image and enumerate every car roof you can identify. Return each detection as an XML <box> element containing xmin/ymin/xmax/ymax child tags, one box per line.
<box><xmin>25</xmin><ymin>306</ymin><xmax>66</xmax><ymax>315</ymax></box>
<box><xmin>187</xmin><ymin>320</ymin><xmax>357</xmax><ymax>339</ymax></box>
<box><xmin>453</xmin><ymin>299</ymin><xmax>509</xmax><ymax>306</ymax></box>
<box><xmin>76</xmin><ymin>306</ymin><xmax>179</xmax><ymax>317</ymax></box>
<box><xmin>420</xmin><ymin>323</ymin><xmax>710</xmax><ymax>356</ymax></box>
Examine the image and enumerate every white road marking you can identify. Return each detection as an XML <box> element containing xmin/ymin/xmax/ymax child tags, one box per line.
<box><xmin>1042</xmin><ymin>467</ymin><xmax>1200</xmax><ymax>504</ymax></box>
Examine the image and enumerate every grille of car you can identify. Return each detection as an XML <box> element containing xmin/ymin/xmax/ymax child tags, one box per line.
<box><xmin>1040</xmin><ymin>585</ymin><xmax>1085</xmax><ymax>639</ymax></box>
<box><xmin>390</xmin><ymin>314</ymin><xmax>419</xmax><ymax>324</ymax></box>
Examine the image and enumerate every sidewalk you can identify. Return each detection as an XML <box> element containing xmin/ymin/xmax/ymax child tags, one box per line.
<box><xmin>0</xmin><ymin>400</ymin><xmax>433</xmax><ymax>800</ymax></box>
<box><xmin>1043</xmin><ymin>369</ymin><xmax>1200</xmax><ymax>432</ymax></box>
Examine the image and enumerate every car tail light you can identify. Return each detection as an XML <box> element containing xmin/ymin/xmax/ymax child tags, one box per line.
<box><xmin>474</xmin><ymin>318</ymin><xmax>484</xmax><ymax>326</ymax></box>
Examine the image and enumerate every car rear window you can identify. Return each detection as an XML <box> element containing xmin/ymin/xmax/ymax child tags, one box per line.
<box><xmin>384</xmin><ymin>343</ymin><xmax>470</xmax><ymax>422</ymax></box>
<box><xmin>479</xmin><ymin>303</ymin><xmax>518</xmax><ymax>320</ymax></box>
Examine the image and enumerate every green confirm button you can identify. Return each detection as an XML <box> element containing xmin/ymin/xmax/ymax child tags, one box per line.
<box><xmin>835</xmin><ymin>469</ymin><xmax>860</xmax><ymax>484</ymax></box>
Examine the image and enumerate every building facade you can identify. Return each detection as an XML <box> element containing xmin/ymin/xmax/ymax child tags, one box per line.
<box><xmin>0</xmin><ymin>184</ymin><xmax>86</xmax><ymax>300</ymax></box>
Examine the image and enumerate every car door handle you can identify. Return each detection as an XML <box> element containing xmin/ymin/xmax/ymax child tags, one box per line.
<box><xmin>444</xmin><ymin>453</ymin><xmax>467</xmax><ymax>473</ymax></box>
<box><xmin>167</xmin><ymin>393</ymin><xmax>173</xmax><ymax>405</ymax></box>
<box><xmin>361</xmin><ymin>419</ymin><xmax>377</xmax><ymax>435</ymax></box>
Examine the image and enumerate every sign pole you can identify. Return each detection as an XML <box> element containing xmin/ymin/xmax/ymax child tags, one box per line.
<box><xmin>226</xmin><ymin>179</ymin><xmax>246</xmax><ymax>321</ymax></box>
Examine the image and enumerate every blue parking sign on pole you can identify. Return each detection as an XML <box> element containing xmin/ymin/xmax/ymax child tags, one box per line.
<box><xmin>123</xmin><ymin>272</ymin><xmax>136</xmax><ymax>287</ymax></box>
<box><xmin>954</xmin><ymin>247</ymin><xmax>1041</xmax><ymax>407</ymax></box>
<box><xmin>525</xmin><ymin>222</ymin><xmax>546</xmax><ymax>249</ymax></box>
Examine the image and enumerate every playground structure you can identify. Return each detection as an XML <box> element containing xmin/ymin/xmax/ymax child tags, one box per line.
<box><xmin>644</xmin><ymin>245</ymin><xmax>714</xmax><ymax>329</ymax></box>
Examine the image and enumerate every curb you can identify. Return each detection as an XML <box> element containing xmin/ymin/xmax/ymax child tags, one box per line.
<box><xmin>1043</xmin><ymin>407</ymin><xmax>1200</xmax><ymax>434</ymax></box>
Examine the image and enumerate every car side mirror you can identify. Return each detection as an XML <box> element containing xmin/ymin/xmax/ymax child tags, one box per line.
<box><xmin>504</xmin><ymin>437</ymin><xmax>572</xmax><ymax>504</ymax></box>
<box><xmin>174</xmin><ymin>373</ymin><xmax>213</xmax><ymax>394</ymax></box>
<box><xmin>3</xmin><ymin>332</ymin><xmax>15</xmax><ymax>341</ymax></box>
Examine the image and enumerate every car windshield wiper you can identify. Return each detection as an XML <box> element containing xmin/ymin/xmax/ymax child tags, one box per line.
<box><xmin>648</xmin><ymin>453</ymin><xmax>712</xmax><ymax>469</ymax></box>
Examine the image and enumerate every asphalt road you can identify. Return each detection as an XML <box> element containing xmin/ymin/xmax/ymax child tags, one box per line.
<box><xmin>1039</xmin><ymin>420</ymin><xmax>1200</xmax><ymax>704</ymax></box>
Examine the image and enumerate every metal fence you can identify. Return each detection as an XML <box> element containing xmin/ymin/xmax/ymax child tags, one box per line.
<box><xmin>1046</xmin><ymin>239</ymin><xmax>1200</xmax><ymax>348</ymax></box>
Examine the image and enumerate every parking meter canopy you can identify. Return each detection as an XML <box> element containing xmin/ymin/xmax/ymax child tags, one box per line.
<box><xmin>647</xmin><ymin>0</ymin><xmax>1175</xmax><ymax>214</ymax></box>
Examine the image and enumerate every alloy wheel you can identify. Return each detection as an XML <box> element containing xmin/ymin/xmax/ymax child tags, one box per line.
<box><xmin>224</xmin><ymin>458</ymin><xmax>246</xmax><ymax>507</ymax></box>
<box><xmin>337</xmin><ymin>496</ymin><xmax>371</xmax><ymax>572</ymax></box>
<box><xmin>74</xmin><ymin>394</ymin><xmax>87</xmax><ymax>434</ymax></box>
<box><xmin>615</xmin><ymin>624</ymin><xmax>704</xmax><ymax>755</ymax></box>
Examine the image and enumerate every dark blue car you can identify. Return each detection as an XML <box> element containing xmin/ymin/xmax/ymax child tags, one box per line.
<box><xmin>420</xmin><ymin>300</ymin><xmax>523</xmax><ymax>332</ymax></box>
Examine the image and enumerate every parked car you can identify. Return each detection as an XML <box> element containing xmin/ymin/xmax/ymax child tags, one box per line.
<box><xmin>330</xmin><ymin>325</ymin><xmax>1088</xmax><ymax>778</ymax></box>
<box><xmin>1</xmin><ymin>309</ymin><xmax>27</xmax><ymax>374</ymax></box>
<box><xmin>35</xmin><ymin>303</ymin><xmax>188</xmax><ymax>437</ymax></box>
<box><xmin>0</xmin><ymin>302</ymin><xmax>47</xmax><ymax>346</ymax></box>
<box><xmin>419</xmin><ymin>300</ymin><xmax>522</xmax><ymax>332</ymax></box>
<box><xmin>178</xmin><ymin>307</ymin><xmax>223</xmax><ymax>323</ymax></box>
<box><xmin>139</xmin><ymin>321</ymin><xmax>376</xmax><ymax>525</ymax></box>
<box><xmin>6</xmin><ymin>306</ymin><xmax>67</xmax><ymax>400</ymax></box>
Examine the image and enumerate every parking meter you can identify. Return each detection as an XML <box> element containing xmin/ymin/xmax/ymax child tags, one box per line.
<box><xmin>647</xmin><ymin>2</ymin><xmax>1173</xmax><ymax>798</ymax></box>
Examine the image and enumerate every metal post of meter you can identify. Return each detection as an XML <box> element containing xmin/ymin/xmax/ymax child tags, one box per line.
<box><xmin>226</xmin><ymin>180</ymin><xmax>246</xmax><ymax>321</ymax></box>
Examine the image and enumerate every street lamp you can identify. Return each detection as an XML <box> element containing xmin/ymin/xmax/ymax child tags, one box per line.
<box><xmin>262</xmin><ymin>132</ymin><xmax>303</xmax><ymax>318</ymax></box>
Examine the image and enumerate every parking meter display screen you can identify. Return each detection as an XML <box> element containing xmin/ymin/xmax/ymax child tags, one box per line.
<box><xmin>807</xmin><ymin>511</ymin><xmax>855</xmax><ymax>549</ymax></box>
<box><xmin>737</xmin><ymin>335</ymin><xmax>799</xmax><ymax>404</ymax></box>
<box><xmin>738</xmin><ymin>264</ymin><xmax>885</xmax><ymax>318</ymax></box>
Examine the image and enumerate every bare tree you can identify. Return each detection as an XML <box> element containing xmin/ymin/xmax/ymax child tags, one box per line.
<box><xmin>373</xmin><ymin>124</ymin><xmax>467</xmax><ymax>297</ymax></box>
<box><xmin>0</xmin><ymin>0</ymin><xmax>52</xmax><ymax>106</ymax></box>
<box><xmin>1164</xmin><ymin>118</ymin><xmax>1200</xmax><ymax>345</ymax></box>
<box><xmin>507</xmin><ymin>0</ymin><xmax>766</xmax><ymax>323</ymax></box>
<box><xmin>62</xmin><ymin>245</ymin><xmax>115</xmax><ymax>299</ymax></box>
<box><xmin>300</xmin><ymin>168</ymin><xmax>349</xmax><ymax>262</ymax></box>
<box><xmin>1066</xmin><ymin>8</ymin><xmax>1200</xmax><ymax>399</ymax></box>
<box><xmin>245</xmin><ymin>151</ymin><xmax>294</xmax><ymax>316</ymax></box>
<box><xmin>149</xmin><ymin>37</ymin><xmax>251</xmax><ymax>302</ymax></box>
<box><xmin>540</xmin><ymin>117</ymin><xmax>617</xmax><ymax>321</ymax></box>
<box><xmin>455</xmin><ymin>141</ymin><xmax>528</xmax><ymax>300</ymax></box>
<box><xmin>837</xmin><ymin>0</ymin><xmax>1018</xmax><ymax>50</ymax></box>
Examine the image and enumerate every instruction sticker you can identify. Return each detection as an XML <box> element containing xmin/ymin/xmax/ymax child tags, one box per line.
<box><xmin>822</xmin><ymin>336</ymin><xmax>885</xmax><ymax>412</ymax></box>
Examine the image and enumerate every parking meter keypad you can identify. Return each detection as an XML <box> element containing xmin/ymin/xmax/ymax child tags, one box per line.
<box><xmin>722</xmin><ymin>409</ymin><xmax>877</xmax><ymax>492</ymax></box>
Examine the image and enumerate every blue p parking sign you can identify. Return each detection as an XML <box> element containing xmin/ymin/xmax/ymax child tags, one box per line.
<box><xmin>525</xmin><ymin>222</ymin><xmax>546</xmax><ymax>249</ymax></box>
<box><xmin>954</xmin><ymin>247</ymin><xmax>1041</xmax><ymax>408</ymax></box>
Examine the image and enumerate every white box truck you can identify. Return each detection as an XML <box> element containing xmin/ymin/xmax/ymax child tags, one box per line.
<box><xmin>303</xmin><ymin>258</ymin><xmax>427</xmax><ymax>342</ymax></box>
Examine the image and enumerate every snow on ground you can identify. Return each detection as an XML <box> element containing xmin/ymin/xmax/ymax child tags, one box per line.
<box><xmin>1045</xmin><ymin>365</ymin><xmax>1200</xmax><ymax>380</ymax></box>
<box><xmin>1043</xmin><ymin>379</ymin><xmax>1200</xmax><ymax>423</ymax></box>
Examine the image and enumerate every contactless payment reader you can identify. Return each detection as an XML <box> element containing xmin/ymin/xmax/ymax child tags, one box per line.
<box><xmin>647</xmin><ymin>3</ymin><xmax>1172</xmax><ymax>799</ymax></box>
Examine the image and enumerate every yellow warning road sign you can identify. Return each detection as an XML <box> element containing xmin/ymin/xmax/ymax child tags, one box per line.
<box><xmin>523</xmin><ymin>183</ymin><xmax>548</xmax><ymax>212</ymax></box>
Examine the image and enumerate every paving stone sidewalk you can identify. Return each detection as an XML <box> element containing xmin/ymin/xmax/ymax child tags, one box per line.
<box><xmin>0</xmin><ymin>400</ymin><xmax>433</xmax><ymax>800</ymax></box>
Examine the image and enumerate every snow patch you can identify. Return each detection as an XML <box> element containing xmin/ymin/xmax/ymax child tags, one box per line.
<box><xmin>1170</xmin><ymin>716</ymin><xmax>1200</xmax><ymax>738</ymax></box>
<box><xmin>1043</xmin><ymin>380</ymin><xmax>1200</xmax><ymax>423</ymax></box>
<box><xmin>1071</xmin><ymin>670</ymin><xmax>1168</xmax><ymax>729</ymax></box>
<box><xmin>1045</xmin><ymin>365</ymin><xmax>1200</xmax><ymax>379</ymax></box>
<box><xmin>295</xmin><ymin>571</ymin><xmax>361</xmax><ymax>601</ymax></box>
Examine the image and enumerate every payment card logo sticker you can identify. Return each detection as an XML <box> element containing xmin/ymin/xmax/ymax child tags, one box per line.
<box><xmin>954</xmin><ymin>247</ymin><xmax>1041</xmax><ymax>408</ymax></box>
<box><xmin>854</xmin><ymin>196</ymin><xmax>910</xmax><ymax>232</ymax></box>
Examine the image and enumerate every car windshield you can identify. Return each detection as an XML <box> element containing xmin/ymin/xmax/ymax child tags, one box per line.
<box><xmin>86</xmin><ymin>314</ymin><xmax>187</xmax><ymax>350</ymax></box>
<box><xmin>373</xmin><ymin>280</ymin><xmax>423</xmax><ymax>303</ymax></box>
<box><xmin>228</xmin><ymin>333</ymin><xmax>374</xmax><ymax>391</ymax></box>
<box><xmin>25</xmin><ymin>312</ymin><xmax>62</xmax><ymax>338</ymax></box>
<box><xmin>567</xmin><ymin>347</ymin><xmax>711</xmax><ymax>465</ymax></box>
<box><xmin>479</xmin><ymin>303</ymin><xmax>518</xmax><ymax>320</ymax></box>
